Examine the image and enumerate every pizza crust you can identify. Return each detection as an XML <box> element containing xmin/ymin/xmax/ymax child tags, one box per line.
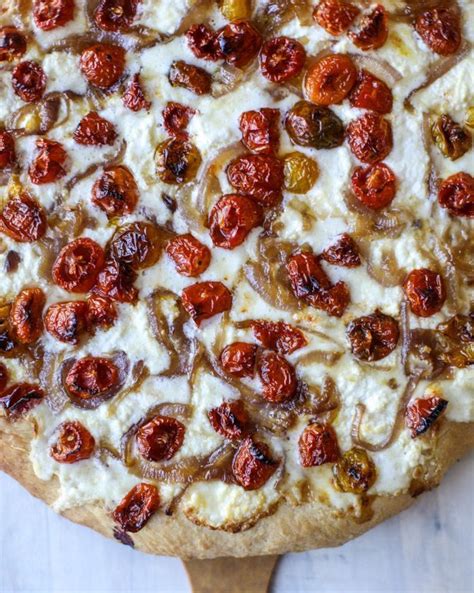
<box><xmin>1</xmin><ymin>416</ymin><xmax>472</xmax><ymax>559</ymax></box>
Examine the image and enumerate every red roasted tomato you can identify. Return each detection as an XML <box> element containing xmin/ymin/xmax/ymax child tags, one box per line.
<box><xmin>181</xmin><ymin>281</ymin><xmax>232</xmax><ymax>326</ymax></box>
<box><xmin>346</xmin><ymin>310</ymin><xmax>399</xmax><ymax>361</ymax></box>
<box><xmin>348</xmin><ymin>4</ymin><xmax>388</xmax><ymax>51</ymax></box>
<box><xmin>305</xmin><ymin>54</ymin><xmax>357</xmax><ymax>106</ymax></box>
<box><xmin>209</xmin><ymin>194</ymin><xmax>263</xmax><ymax>249</ymax></box>
<box><xmin>33</xmin><ymin>0</ymin><xmax>75</xmax><ymax>31</ymax></box>
<box><xmin>92</xmin><ymin>165</ymin><xmax>138</xmax><ymax>217</ymax></box>
<box><xmin>168</xmin><ymin>60</ymin><xmax>212</xmax><ymax>95</ymax></box>
<box><xmin>0</xmin><ymin>27</ymin><xmax>27</xmax><ymax>62</ymax></box>
<box><xmin>86</xmin><ymin>294</ymin><xmax>117</xmax><ymax>329</ymax></box>
<box><xmin>80</xmin><ymin>43</ymin><xmax>126</xmax><ymax>89</ymax></box>
<box><xmin>122</xmin><ymin>73</ymin><xmax>151</xmax><ymax>112</ymax></box>
<box><xmin>44</xmin><ymin>301</ymin><xmax>89</xmax><ymax>344</ymax></box>
<box><xmin>226</xmin><ymin>154</ymin><xmax>284</xmax><ymax>207</ymax></box>
<box><xmin>166</xmin><ymin>234</ymin><xmax>211</xmax><ymax>277</ymax></box>
<box><xmin>65</xmin><ymin>356</ymin><xmax>119</xmax><ymax>400</ymax></box>
<box><xmin>214</xmin><ymin>21</ymin><xmax>262</xmax><ymax>68</ymax></box>
<box><xmin>257</xmin><ymin>350</ymin><xmax>297</xmax><ymax>403</ymax></box>
<box><xmin>403</xmin><ymin>269</ymin><xmax>446</xmax><ymax>318</ymax></box>
<box><xmin>437</xmin><ymin>172</ymin><xmax>473</xmax><ymax>217</ymax></box>
<box><xmin>259</xmin><ymin>36</ymin><xmax>306</xmax><ymax>83</ymax></box>
<box><xmin>220</xmin><ymin>342</ymin><xmax>257</xmax><ymax>378</ymax></box>
<box><xmin>50</xmin><ymin>420</ymin><xmax>96</xmax><ymax>463</ymax></box>
<box><xmin>299</xmin><ymin>423</ymin><xmax>340</xmax><ymax>467</ymax></box>
<box><xmin>0</xmin><ymin>383</ymin><xmax>44</xmax><ymax>420</ymax></box>
<box><xmin>136</xmin><ymin>415</ymin><xmax>185</xmax><ymax>462</ymax></box>
<box><xmin>29</xmin><ymin>138</ymin><xmax>68</xmax><ymax>185</ymax></box>
<box><xmin>251</xmin><ymin>320</ymin><xmax>307</xmax><ymax>355</ymax></box>
<box><xmin>0</xmin><ymin>131</ymin><xmax>16</xmax><ymax>169</ymax></box>
<box><xmin>74</xmin><ymin>112</ymin><xmax>117</xmax><ymax>146</ymax></box>
<box><xmin>0</xmin><ymin>193</ymin><xmax>47</xmax><ymax>243</ymax></box>
<box><xmin>313</xmin><ymin>0</ymin><xmax>359</xmax><ymax>36</ymax></box>
<box><xmin>52</xmin><ymin>238</ymin><xmax>105</xmax><ymax>293</ymax></box>
<box><xmin>208</xmin><ymin>400</ymin><xmax>248</xmax><ymax>440</ymax></box>
<box><xmin>405</xmin><ymin>396</ymin><xmax>448</xmax><ymax>438</ymax></box>
<box><xmin>186</xmin><ymin>24</ymin><xmax>219</xmax><ymax>61</ymax></box>
<box><xmin>347</xmin><ymin>113</ymin><xmax>393</xmax><ymax>164</ymax></box>
<box><xmin>113</xmin><ymin>483</ymin><xmax>160</xmax><ymax>533</ymax></box>
<box><xmin>349</xmin><ymin>69</ymin><xmax>393</xmax><ymax>114</ymax></box>
<box><xmin>239</xmin><ymin>108</ymin><xmax>280</xmax><ymax>155</ymax></box>
<box><xmin>415</xmin><ymin>8</ymin><xmax>461</xmax><ymax>56</ymax></box>
<box><xmin>94</xmin><ymin>0</ymin><xmax>139</xmax><ymax>32</ymax></box>
<box><xmin>93</xmin><ymin>259</ymin><xmax>138</xmax><ymax>303</ymax></box>
<box><xmin>9</xmin><ymin>287</ymin><xmax>45</xmax><ymax>344</ymax></box>
<box><xmin>162</xmin><ymin>102</ymin><xmax>195</xmax><ymax>138</ymax></box>
<box><xmin>11</xmin><ymin>60</ymin><xmax>46</xmax><ymax>102</ymax></box>
<box><xmin>232</xmin><ymin>437</ymin><xmax>277</xmax><ymax>490</ymax></box>
<box><xmin>351</xmin><ymin>163</ymin><xmax>396</xmax><ymax>209</ymax></box>
<box><xmin>320</xmin><ymin>233</ymin><xmax>361</xmax><ymax>267</ymax></box>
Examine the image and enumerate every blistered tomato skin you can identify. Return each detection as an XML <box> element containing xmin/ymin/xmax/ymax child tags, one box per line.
<box><xmin>92</xmin><ymin>165</ymin><xmax>138</xmax><ymax>217</ymax></box>
<box><xmin>136</xmin><ymin>416</ymin><xmax>185</xmax><ymax>462</ymax></box>
<box><xmin>208</xmin><ymin>400</ymin><xmax>248</xmax><ymax>440</ymax></box>
<box><xmin>351</xmin><ymin>163</ymin><xmax>396</xmax><ymax>209</ymax></box>
<box><xmin>431</xmin><ymin>115</ymin><xmax>472</xmax><ymax>161</ymax></box>
<box><xmin>50</xmin><ymin>421</ymin><xmax>96</xmax><ymax>464</ymax></box>
<box><xmin>93</xmin><ymin>259</ymin><xmax>138</xmax><ymax>303</ymax></box>
<box><xmin>415</xmin><ymin>9</ymin><xmax>461</xmax><ymax>56</ymax></box>
<box><xmin>320</xmin><ymin>234</ymin><xmax>361</xmax><ymax>268</ymax></box>
<box><xmin>405</xmin><ymin>397</ymin><xmax>448</xmax><ymax>438</ymax></box>
<box><xmin>52</xmin><ymin>238</ymin><xmax>105</xmax><ymax>293</ymax></box>
<box><xmin>29</xmin><ymin>138</ymin><xmax>68</xmax><ymax>185</ymax></box>
<box><xmin>283</xmin><ymin>151</ymin><xmax>319</xmax><ymax>194</ymax></box>
<box><xmin>258</xmin><ymin>350</ymin><xmax>297</xmax><ymax>403</ymax></box>
<box><xmin>226</xmin><ymin>154</ymin><xmax>284</xmax><ymax>207</ymax></box>
<box><xmin>155</xmin><ymin>138</ymin><xmax>202</xmax><ymax>185</ymax></box>
<box><xmin>0</xmin><ymin>27</ymin><xmax>27</xmax><ymax>62</ymax></box>
<box><xmin>0</xmin><ymin>383</ymin><xmax>44</xmax><ymax>420</ymax></box>
<box><xmin>215</xmin><ymin>21</ymin><xmax>262</xmax><ymax>68</ymax></box>
<box><xmin>333</xmin><ymin>447</ymin><xmax>376</xmax><ymax>493</ymax></box>
<box><xmin>259</xmin><ymin>37</ymin><xmax>306</xmax><ymax>83</ymax></box>
<box><xmin>0</xmin><ymin>363</ymin><xmax>8</xmax><ymax>392</ymax></box>
<box><xmin>166</xmin><ymin>234</ymin><xmax>211</xmax><ymax>277</ymax></box>
<box><xmin>348</xmin><ymin>4</ymin><xmax>388</xmax><ymax>51</ymax></box>
<box><xmin>313</xmin><ymin>0</ymin><xmax>359</xmax><ymax>35</ymax></box>
<box><xmin>94</xmin><ymin>0</ymin><xmax>139</xmax><ymax>32</ymax></box>
<box><xmin>438</xmin><ymin>172</ymin><xmax>474</xmax><ymax>218</ymax></box>
<box><xmin>305</xmin><ymin>54</ymin><xmax>357</xmax><ymax>106</ymax></box>
<box><xmin>9</xmin><ymin>288</ymin><xmax>45</xmax><ymax>344</ymax></box>
<box><xmin>44</xmin><ymin>301</ymin><xmax>89</xmax><ymax>344</ymax></box>
<box><xmin>186</xmin><ymin>24</ymin><xmax>219</xmax><ymax>61</ymax></box>
<box><xmin>209</xmin><ymin>194</ymin><xmax>263</xmax><ymax>249</ymax></box>
<box><xmin>232</xmin><ymin>437</ymin><xmax>277</xmax><ymax>491</ymax></box>
<box><xmin>0</xmin><ymin>193</ymin><xmax>47</xmax><ymax>243</ymax></box>
<box><xmin>113</xmin><ymin>483</ymin><xmax>160</xmax><ymax>533</ymax></box>
<box><xmin>12</xmin><ymin>61</ymin><xmax>46</xmax><ymax>103</ymax></box>
<box><xmin>169</xmin><ymin>61</ymin><xmax>212</xmax><ymax>95</ymax></box>
<box><xmin>220</xmin><ymin>342</ymin><xmax>257</xmax><ymax>378</ymax></box>
<box><xmin>80</xmin><ymin>44</ymin><xmax>126</xmax><ymax>89</ymax></box>
<box><xmin>65</xmin><ymin>357</ymin><xmax>119</xmax><ymax>400</ymax></box>
<box><xmin>349</xmin><ymin>70</ymin><xmax>393</xmax><ymax>114</ymax></box>
<box><xmin>347</xmin><ymin>113</ymin><xmax>393</xmax><ymax>164</ymax></box>
<box><xmin>403</xmin><ymin>269</ymin><xmax>446</xmax><ymax>318</ymax></box>
<box><xmin>285</xmin><ymin>101</ymin><xmax>344</xmax><ymax>149</ymax></box>
<box><xmin>347</xmin><ymin>311</ymin><xmax>399</xmax><ymax>361</ymax></box>
<box><xmin>181</xmin><ymin>281</ymin><xmax>233</xmax><ymax>326</ymax></box>
<box><xmin>239</xmin><ymin>108</ymin><xmax>280</xmax><ymax>155</ymax></box>
<box><xmin>123</xmin><ymin>74</ymin><xmax>151</xmax><ymax>112</ymax></box>
<box><xmin>299</xmin><ymin>423</ymin><xmax>340</xmax><ymax>467</ymax></box>
<box><xmin>0</xmin><ymin>132</ymin><xmax>16</xmax><ymax>169</ymax></box>
<box><xmin>33</xmin><ymin>0</ymin><xmax>75</xmax><ymax>31</ymax></box>
<box><xmin>287</xmin><ymin>251</ymin><xmax>330</xmax><ymax>299</ymax></box>
<box><xmin>74</xmin><ymin>112</ymin><xmax>117</xmax><ymax>146</ymax></box>
<box><xmin>251</xmin><ymin>320</ymin><xmax>307</xmax><ymax>355</ymax></box>
<box><xmin>109</xmin><ymin>222</ymin><xmax>162</xmax><ymax>271</ymax></box>
<box><xmin>86</xmin><ymin>295</ymin><xmax>117</xmax><ymax>330</ymax></box>
<box><xmin>163</xmin><ymin>102</ymin><xmax>196</xmax><ymax>139</ymax></box>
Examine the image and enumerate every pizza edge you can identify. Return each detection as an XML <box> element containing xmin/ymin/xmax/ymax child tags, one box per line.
<box><xmin>1</xmin><ymin>418</ymin><xmax>472</xmax><ymax>559</ymax></box>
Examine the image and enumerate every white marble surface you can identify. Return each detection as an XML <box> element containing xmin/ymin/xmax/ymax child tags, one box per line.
<box><xmin>0</xmin><ymin>452</ymin><xmax>473</xmax><ymax>593</ymax></box>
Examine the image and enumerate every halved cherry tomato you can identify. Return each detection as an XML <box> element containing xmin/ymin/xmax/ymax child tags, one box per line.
<box><xmin>208</xmin><ymin>400</ymin><xmax>248</xmax><ymax>440</ymax></box>
<box><xmin>348</xmin><ymin>5</ymin><xmax>388</xmax><ymax>51</ymax></box>
<box><xmin>232</xmin><ymin>437</ymin><xmax>277</xmax><ymax>490</ymax></box>
<box><xmin>251</xmin><ymin>320</ymin><xmax>307</xmax><ymax>355</ymax></box>
<box><xmin>186</xmin><ymin>24</ymin><xmax>219</xmax><ymax>61</ymax></box>
<box><xmin>122</xmin><ymin>73</ymin><xmax>151</xmax><ymax>112</ymax></box>
<box><xmin>415</xmin><ymin>8</ymin><xmax>461</xmax><ymax>56</ymax></box>
<box><xmin>65</xmin><ymin>356</ymin><xmax>119</xmax><ymax>400</ymax></box>
<box><xmin>333</xmin><ymin>447</ymin><xmax>376</xmax><ymax>493</ymax></box>
<box><xmin>226</xmin><ymin>154</ymin><xmax>284</xmax><ymax>207</ymax></box>
<box><xmin>94</xmin><ymin>0</ymin><xmax>139</xmax><ymax>32</ymax></box>
<box><xmin>74</xmin><ymin>112</ymin><xmax>117</xmax><ymax>146</ymax></box>
<box><xmin>50</xmin><ymin>420</ymin><xmax>95</xmax><ymax>463</ymax></box>
<box><xmin>403</xmin><ymin>269</ymin><xmax>446</xmax><ymax>318</ymax></box>
<box><xmin>0</xmin><ymin>131</ymin><xmax>16</xmax><ymax>169</ymax></box>
<box><xmin>349</xmin><ymin>69</ymin><xmax>393</xmax><ymax>114</ymax></box>
<box><xmin>12</xmin><ymin>60</ymin><xmax>46</xmax><ymax>102</ymax></box>
<box><xmin>92</xmin><ymin>165</ymin><xmax>138</xmax><ymax>217</ymax></box>
<box><xmin>299</xmin><ymin>423</ymin><xmax>340</xmax><ymax>467</ymax></box>
<box><xmin>136</xmin><ymin>415</ymin><xmax>185</xmax><ymax>462</ymax></box>
<box><xmin>155</xmin><ymin>138</ymin><xmax>202</xmax><ymax>184</ymax></box>
<box><xmin>113</xmin><ymin>483</ymin><xmax>160</xmax><ymax>533</ymax></box>
<box><xmin>346</xmin><ymin>310</ymin><xmax>399</xmax><ymax>361</ymax></box>
<box><xmin>313</xmin><ymin>0</ymin><xmax>359</xmax><ymax>36</ymax></box>
<box><xmin>258</xmin><ymin>350</ymin><xmax>297</xmax><ymax>403</ymax></box>
<box><xmin>86</xmin><ymin>294</ymin><xmax>117</xmax><ymax>330</ymax></box>
<box><xmin>239</xmin><ymin>108</ymin><xmax>280</xmax><ymax>155</ymax></box>
<box><xmin>305</xmin><ymin>54</ymin><xmax>357</xmax><ymax>106</ymax></box>
<box><xmin>52</xmin><ymin>238</ymin><xmax>105</xmax><ymax>293</ymax></box>
<box><xmin>93</xmin><ymin>258</ymin><xmax>138</xmax><ymax>303</ymax></box>
<box><xmin>0</xmin><ymin>383</ymin><xmax>44</xmax><ymax>420</ymax></box>
<box><xmin>259</xmin><ymin>36</ymin><xmax>306</xmax><ymax>83</ymax></box>
<box><xmin>9</xmin><ymin>287</ymin><xmax>45</xmax><ymax>344</ymax></box>
<box><xmin>0</xmin><ymin>27</ymin><xmax>27</xmax><ymax>62</ymax></box>
<box><xmin>405</xmin><ymin>396</ymin><xmax>448</xmax><ymax>437</ymax></box>
<box><xmin>168</xmin><ymin>60</ymin><xmax>211</xmax><ymax>95</ymax></box>
<box><xmin>80</xmin><ymin>43</ymin><xmax>126</xmax><ymax>89</ymax></box>
<box><xmin>351</xmin><ymin>163</ymin><xmax>396</xmax><ymax>209</ymax></box>
<box><xmin>220</xmin><ymin>342</ymin><xmax>257</xmax><ymax>378</ymax></box>
<box><xmin>214</xmin><ymin>21</ymin><xmax>262</xmax><ymax>68</ymax></box>
<box><xmin>29</xmin><ymin>138</ymin><xmax>68</xmax><ymax>185</ymax></box>
<box><xmin>181</xmin><ymin>281</ymin><xmax>232</xmax><ymax>326</ymax></box>
<box><xmin>437</xmin><ymin>172</ymin><xmax>473</xmax><ymax>218</ymax></box>
<box><xmin>44</xmin><ymin>301</ymin><xmax>89</xmax><ymax>344</ymax></box>
<box><xmin>162</xmin><ymin>102</ymin><xmax>195</xmax><ymax>138</ymax></box>
<box><xmin>166</xmin><ymin>234</ymin><xmax>211</xmax><ymax>277</ymax></box>
<box><xmin>347</xmin><ymin>113</ymin><xmax>393</xmax><ymax>164</ymax></box>
<box><xmin>108</xmin><ymin>222</ymin><xmax>162</xmax><ymax>271</ymax></box>
<box><xmin>287</xmin><ymin>251</ymin><xmax>331</xmax><ymax>298</ymax></box>
<box><xmin>320</xmin><ymin>233</ymin><xmax>361</xmax><ymax>267</ymax></box>
<box><xmin>209</xmin><ymin>194</ymin><xmax>263</xmax><ymax>249</ymax></box>
<box><xmin>33</xmin><ymin>0</ymin><xmax>74</xmax><ymax>31</ymax></box>
<box><xmin>0</xmin><ymin>193</ymin><xmax>47</xmax><ymax>243</ymax></box>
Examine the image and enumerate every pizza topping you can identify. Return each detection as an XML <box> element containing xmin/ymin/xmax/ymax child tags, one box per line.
<box><xmin>320</xmin><ymin>233</ymin><xmax>361</xmax><ymax>268</ymax></box>
<box><xmin>12</xmin><ymin>61</ymin><xmax>46</xmax><ymax>103</ymax></box>
<box><xmin>44</xmin><ymin>301</ymin><xmax>89</xmax><ymax>344</ymax></box>
<box><xmin>0</xmin><ymin>193</ymin><xmax>47</xmax><ymax>243</ymax></box>
<box><xmin>162</xmin><ymin>102</ymin><xmax>195</xmax><ymax>138</ymax></box>
<box><xmin>113</xmin><ymin>483</ymin><xmax>160</xmax><ymax>533</ymax></box>
<box><xmin>208</xmin><ymin>400</ymin><xmax>248</xmax><ymax>440</ymax></box>
<box><xmin>108</xmin><ymin>222</ymin><xmax>162</xmax><ymax>271</ymax></box>
<box><xmin>214</xmin><ymin>21</ymin><xmax>262</xmax><ymax>69</ymax></box>
<box><xmin>415</xmin><ymin>9</ymin><xmax>461</xmax><ymax>56</ymax></box>
<box><xmin>52</xmin><ymin>238</ymin><xmax>105</xmax><ymax>293</ymax></box>
<box><xmin>348</xmin><ymin>5</ymin><xmax>388</xmax><ymax>51</ymax></box>
<box><xmin>33</xmin><ymin>0</ymin><xmax>75</xmax><ymax>31</ymax></box>
<box><xmin>283</xmin><ymin>151</ymin><xmax>319</xmax><ymax>194</ymax></box>
<box><xmin>80</xmin><ymin>44</ymin><xmax>126</xmax><ymax>89</ymax></box>
<box><xmin>50</xmin><ymin>421</ymin><xmax>96</xmax><ymax>463</ymax></box>
<box><xmin>347</xmin><ymin>311</ymin><xmax>399</xmax><ymax>361</ymax></box>
<box><xmin>168</xmin><ymin>61</ymin><xmax>212</xmax><ymax>95</ymax></box>
<box><xmin>251</xmin><ymin>320</ymin><xmax>307</xmax><ymax>355</ymax></box>
<box><xmin>65</xmin><ymin>356</ymin><xmax>119</xmax><ymax>400</ymax></box>
<box><xmin>136</xmin><ymin>415</ymin><xmax>185</xmax><ymax>462</ymax></box>
<box><xmin>155</xmin><ymin>138</ymin><xmax>202</xmax><ymax>185</ymax></box>
<box><xmin>93</xmin><ymin>259</ymin><xmax>138</xmax><ymax>303</ymax></box>
<box><xmin>285</xmin><ymin>101</ymin><xmax>344</xmax><ymax>149</ymax></box>
<box><xmin>0</xmin><ymin>383</ymin><xmax>44</xmax><ymax>420</ymax></box>
<box><xmin>299</xmin><ymin>423</ymin><xmax>340</xmax><ymax>467</ymax></box>
<box><xmin>123</xmin><ymin>74</ymin><xmax>151</xmax><ymax>112</ymax></box>
<box><xmin>86</xmin><ymin>295</ymin><xmax>117</xmax><ymax>330</ymax></box>
<box><xmin>259</xmin><ymin>36</ymin><xmax>306</xmax><ymax>83</ymax></box>
<box><xmin>181</xmin><ymin>281</ymin><xmax>232</xmax><ymax>326</ymax></box>
<box><xmin>209</xmin><ymin>194</ymin><xmax>263</xmax><ymax>249</ymax></box>
<box><xmin>74</xmin><ymin>112</ymin><xmax>117</xmax><ymax>146</ymax></box>
<box><xmin>166</xmin><ymin>234</ymin><xmax>211</xmax><ymax>277</ymax></box>
<box><xmin>305</xmin><ymin>54</ymin><xmax>357</xmax><ymax>106</ymax></box>
<box><xmin>351</xmin><ymin>163</ymin><xmax>396</xmax><ymax>209</ymax></box>
<box><xmin>349</xmin><ymin>69</ymin><xmax>393</xmax><ymax>114</ymax></box>
<box><xmin>333</xmin><ymin>447</ymin><xmax>376</xmax><ymax>493</ymax></box>
<box><xmin>9</xmin><ymin>287</ymin><xmax>45</xmax><ymax>344</ymax></box>
<box><xmin>0</xmin><ymin>131</ymin><xmax>16</xmax><ymax>169</ymax></box>
<box><xmin>347</xmin><ymin>113</ymin><xmax>393</xmax><ymax>164</ymax></box>
<box><xmin>405</xmin><ymin>396</ymin><xmax>448</xmax><ymax>438</ymax></box>
<box><xmin>313</xmin><ymin>0</ymin><xmax>359</xmax><ymax>36</ymax></box>
<box><xmin>437</xmin><ymin>172</ymin><xmax>473</xmax><ymax>218</ymax></box>
<box><xmin>226</xmin><ymin>154</ymin><xmax>284</xmax><ymax>207</ymax></box>
<box><xmin>220</xmin><ymin>342</ymin><xmax>257</xmax><ymax>378</ymax></box>
<box><xmin>257</xmin><ymin>350</ymin><xmax>297</xmax><ymax>403</ymax></box>
<box><xmin>239</xmin><ymin>108</ymin><xmax>280</xmax><ymax>155</ymax></box>
<box><xmin>28</xmin><ymin>138</ymin><xmax>68</xmax><ymax>185</ymax></box>
<box><xmin>232</xmin><ymin>437</ymin><xmax>277</xmax><ymax>490</ymax></box>
<box><xmin>186</xmin><ymin>24</ymin><xmax>219</xmax><ymax>61</ymax></box>
<box><xmin>94</xmin><ymin>0</ymin><xmax>139</xmax><ymax>32</ymax></box>
<box><xmin>431</xmin><ymin>115</ymin><xmax>472</xmax><ymax>161</ymax></box>
<box><xmin>0</xmin><ymin>363</ymin><xmax>8</xmax><ymax>392</ymax></box>
<box><xmin>403</xmin><ymin>269</ymin><xmax>446</xmax><ymax>318</ymax></box>
<box><xmin>92</xmin><ymin>165</ymin><xmax>138</xmax><ymax>217</ymax></box>
<box><xmin>0</xmin><ymin>27</ymin><xmax>27</xmax><ymax>62</ymax></box>
<box><xmin>220</xmin><ymin>0</ymin><xmax>251</xmax><ymax>21</ymax></box>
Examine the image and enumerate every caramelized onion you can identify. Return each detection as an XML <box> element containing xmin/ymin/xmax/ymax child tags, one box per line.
<box><xmin>6</xmin><ymin>92</ymin><xmax>75</xmax><ymax>136</ymax></box>
<box><xmin>65</xmin><ymin>140</ymin><xmax>126</xmax><ymax>191</ymax></box>
<box><xmin>350</xmin><ymin>54</ymin><xmax>402</xmax><ymax>87</ymax></box>
<box><xmin>39</xmin><ymin>350</ymin><xmax>69</xmax><ymax>414</ymax></box>
<box><xmin>366</xmin><ymin>249</ymin><xmax>405</xmax><ymax>288</ymax></box>
<box><xmin>344</xmin><ymin>191</ymin><xmax>407</xmax><ymax>239</ymax></box>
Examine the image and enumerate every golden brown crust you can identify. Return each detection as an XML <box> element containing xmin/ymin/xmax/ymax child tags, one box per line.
<box><xmin>1</xmin><ymin>416</ymin><xmax>473</xmax><ymax>559</ymax></box>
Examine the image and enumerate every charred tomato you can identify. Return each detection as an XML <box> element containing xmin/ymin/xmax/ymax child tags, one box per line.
<box><xmin>405</xmin><ymin>396</ymin><xmax>448</xmax><ymax>438</ymax></box>
<box><xmin>347</xmin><ymin>113</ymin><xmax>393</xmax><ymax>164</ymax></box>
<box><xmin>346</xmin><ymin>310</ymin><xmax>399</xmax><ymax>361</ymax></box>
<box><xmin>12</xmin><ymin>60</ymin><xmax>46</xmax><ymax>103</ymax></box>
<box><xmin>403</xmin><ymin>269</ymin><xmax>446</xmax><ymax>318</ymax></box>
<box><xmin>50</xmin><ymin>420</ymin><xmax>96</xmax><ymax>463</ymax></box>
<box><xmin>0</xmin><ymin>193</ymin><xmax>47</xmax><ymax>243</ymax></box>
<box><xmin>113</xmin><ymin>483</ymin><xmax>160</xmax><ymax>533</ymax></box>
<box><xmin>166</xmin><ymin>234</ymin><xmax>211</xmax><ymax>277</ymax></box>
<box><xmin>232</xmin><ymin>437</ymin><xmax>277</xmax><ymax>490</ymax></box>
<box><xmin>220</xmin><ymin>342</ymin><xmax>257</xmax><ymax>378</ymax></box>
<box><xmin>299</xmin><ymin>423</ymin><xmax>340</xmax><ymax>467</ymax></box>
<box><xmin>136</xmin><ymin>415</ymin><xmax>185</xmax><ymax>462</ymax></box>
<box><xmin>181</xmin><ymin>281</ymin><xmax>232</xmax><ymax>326</ymax></box>
<box><xmin>9</xmin><ymin>287</ymin><xmax>45</xmax><ymax>344</ymax></box>
<box><xmin>92</xmin><ymin>165</ymin><xmax>138</xmax><ymax>217</ymax></box>
<box><xmin>52</xmin><ymin>238</ymin><xmax>105</xmax><ymax>293</ymax></box>
<box><xmin>44</xmin><ymin>301</ymin><xmax>89</xmax><ymax>344</ymax></box>
<box><xmin>257</xmin><ymin>350</ymin><xmax>297</xmax><ymax>403</ymax></box>
<box><xmin>208</xmin><ymin>400</ymin><xmax>248</xmax><ymax>440</ymax></box>
<box><xmin>209</xmin><ymin>194</ymin><xmax>263</xmax><ymax>249</ymax></box>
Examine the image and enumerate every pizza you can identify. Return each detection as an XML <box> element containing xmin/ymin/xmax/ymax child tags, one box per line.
<box><xmin>0</xmin><ymin>0</ymin><xmax>472</xmax><ymax>559</ymax></box>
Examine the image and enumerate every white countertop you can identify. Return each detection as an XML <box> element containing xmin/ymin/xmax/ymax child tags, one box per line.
<box><xmin>1</xmin><ymin>452</ymin><xmax>472</xmax><ymax>593</ymax></box>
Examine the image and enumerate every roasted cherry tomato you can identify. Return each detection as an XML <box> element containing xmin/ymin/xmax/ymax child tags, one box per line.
<box><xmin>333</xmin><ymin>447</ymin><xmax>376</xmax><ymax>493</ymax></box>
<box><xmin>299</xmin><ymin>423</ymin><xmax>340</xmax><ymax>467</ymax></box>
<box><xmin>94</xmin><ymin>0</ymin><xmax>138</xmax><ymax>32</ymax></box>
<box><xmin>259</xmin><ymin>36</ymin><xmax>306</xmax><ymax>83</ymax></box>
<box><xmin>346</xmin><ymin>310</ymin><xmax>399</xmax><ymax>361</ymax></box>
<box><xmin>0</xmin><ymin>383</ymin><xmax>44</xmax><ymax>420</ymax></box>
<box><xmin>9</xmin><ymin>287</ymin><xmax>45</xmax><ymax>344</ymax></box>
<box><xmin>166</xmin><ymin>233</ymin><xmax>211</xmax><ymax>277</ymax></box>
<box><xmin>162</xmin><ymin>102</ymin><xmax>195</xmax><ymax>138</ymax></box>
<box><xmin>44</xmin><ymin>301</ymin><xmax>88</xmax><ymax>344</ymax></box>
<box><xmin>320</xmin><ymin>233</ymin><xmax>361</xmax><ymax>267</ymax></box>
<box><xmin>438</xmin><ymin>172</ymin><xmax>473</xmax><ymax>217</ymax></box>
<box><xmin>73</xmin><ymin>112</ymin><xmax>117</xmax><ymax>146</ymax></box>
<box><xmin>349</xmin><ymin>69</ymin><xmax>393</xmax><ymax>114</ymax></box>
<box><xmin>109</xmin><ymin>222</ymin><xmax>162</xmax><ymax>271</ymax></box>
<box><xmin>232</xmin><ymin>437</ymin><xmax>277</xmax><ymax>490</ymax></box>
<box><xmin>92</xmin><ymin>165</ymin><xmax>138</xmax><ymax>217</ymax></box>
<box><xmin>287</xmin><ymin>251</ymin><xmax>330</xmax><ymax>298</ymax></box>
<box><xmin>239</xmin><ymin>108</ymin><xmax>280</xmax><ymax>155</ymax></box>
<box><xmin>251</xmin><ymin>320</ymin><xmax>307</xmax><ymax>355</ymax></box>
<box><xmin>226</xmin><ymin>154</ymin><xmax>284</xmax><ymax>207</ymax></box>
<box><xmin>93</xmin><ymin>258</ymin><xmax>138</xmax><ymax>303</ymax></box>
<box><xmin>285</xmin><ymin>101</ymin><xmax>344</xmax><ymax>149</ymax></box>
<box><xmin>220</xmin><ymin>0</ymin><xmax>251</xmax><ymax>20</ymax></box>
<box><xmin>12</xmin><ymin>60</ymin><xmax>46</xmax><ymax>103</ymax></box>
<box><xmin>181</xmin><ymin>281</ymin><xmax>232</xmax><ymax>326</ymax></box>
<box><xmin>122</xmin><ymin>73</ymin><xmax>151</xmax><ymax>112</ymax></box>
<box><xmin>351</xmin><ymin>162</ymin><xmax>396</xmax><ymax>209</ymax></box>
<box><xmin>209</xmin><ymin>194</ymin><xmax>263</xmax><ymax>249</ymax></box>
<box><xmin>347</xmin><ymin>113</ymin><xmax>393</xmax><ymax>164</ymax></box>
<box><xmin>283</xmin><ymin>151</ymin><xmax>319</xmax><ymax>194</ymax></box>
<box><xmin>186</xmin><ymin>24</ymin><xmax>219</xmax><ymax>61</ymax></box>
<box><xmin>29</xmin><ymin>138</ymin><xmax>68</xmax><ymax>185</ymax></box>
<box><xmin>215</xmin><ymin>20</ymin><xmax>262</xmax><ymax>68</ymax></box>
<box><xmin>33</xmin><ymin>0</ymin><xmax>74</xmax><ymax>31</ymax></box>
<box><xmin>403</xmin><ymin>269</ymin><xmax>446</xmax><ymax>318</ymax></box>
<box><xmin>415</xmin><ymin>8</ymin><xmax>461</xmax><ymax>56</ymax></box>
<box><xmin>405</xmin><ymin>396</ymin><xmax>448</xmax><ymax>438</ymax></box>
<box><xmin>136</xmin><ymin>415</ymin><xmax>185</xmax><ymax>462</ymax></box>
<box><xmin>52</xmin><ymin>238</ymin><xmax>105</xmax><ymax>293</ymax></box>
<box><xmin>220</xmin><ymin>342</ymin><xmax>257</xmax><ymax>378</ymax></box>
<box><xmin>113</xmin><ymin>483</ymin><xmax>160</xmax><ymax>533</ymax></box>
<box><xmin>50</xmin><ymin>420</ymin><xmax>95</xmax><ymax>463</ymax></box>
<box><xmin>258</xmin><ymin>350</ymin><xmax>297</xmax><ymax>403</ymax></box>
<box><xmin>431</xmin><ymin>114</ymin><xmax>472</xmax><ymax>161</ymax></box>
<box><xmin>168</xmin><ymin>60</ymin><xmax>211</xmax><ymax>95</ymax></box>
<box><xmin>313</xmin><ymin>0</ymin><xmax>359</xmax><ymax>35</ymax></box>
<box><xmin>80</xmin><ymin>43</ymin><xmax>126</xmax><ymax>89</ymax></box>
<box><xmin>86</xmin><ymin>294</ymin><xmax>117</xmax><ymax>329</ymax></box>
<box><xmin>155</xmin><ymin>138</ymin><xmax>202</xmax><ymax>185</ymax></box>
<box><xmin>0</xmin><ymin>131</ymin><xmax>16</xmax><ymax>169</ymax></box>
<box><xmin>0</xmin><ymin>362</ymin><xmax>8</xmax><ymax>392</ymax></box>
<box><xmin>305</xmin><ymin>54</ymin><xmax>357</xmax><ymax>106</ymax></box>
<box><xmin>208</xmin><ymin>400</ymin><xmax>248</xmax><ymax>440</ymax></box>
<box><xmin>0</xmin><ymin>193</ymin><xmax>46</xmax><ymax>243</ymax></box>
<box><xmin>0</xmin><ymin>27</ymin><xmax>27</xmax><ymax>62</ymax></box>
<box><xmin>65</xmin><ymin>356</ymin><xmax>119</xmax><ymax>400</ymax></box>
<box><xmin>348</xmin><ymin>4</ymin><xmax>388</xmax><ymax>51</ymax></box>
